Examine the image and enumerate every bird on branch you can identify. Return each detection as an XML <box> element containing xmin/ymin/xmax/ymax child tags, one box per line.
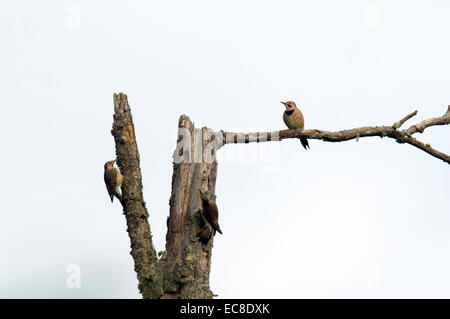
<box><xmin>104</xmin><ymin>160</ymin><xmax>123</xmax><ymax>203</ymax></box>
<box><xmin>281</xmin><ymin>101</ymin><xmax>310</xmax><ymax>150</ymax></box>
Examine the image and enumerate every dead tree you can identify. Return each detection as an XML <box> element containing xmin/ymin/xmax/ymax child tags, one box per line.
<box><xmin>109</xmin><ymin>92</ymin><xmax>449</xmax><ymax>299</ymax></box>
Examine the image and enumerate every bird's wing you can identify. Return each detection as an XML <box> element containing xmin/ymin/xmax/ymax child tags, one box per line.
<box><xmin>204</xmin><ymin>202</ymin><xmax>221</xmax><ymax>232</ymax></box>
<box><xmin>104</xmin><ymin>168</ymin><xmax>117</xmax><ymax>197</ymax></box>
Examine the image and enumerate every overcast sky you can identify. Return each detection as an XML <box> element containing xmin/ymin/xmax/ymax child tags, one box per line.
<box><xmin>1</xmin><ymin>0</ymin><xmax>449</xmax><ymax>298</ymax></box>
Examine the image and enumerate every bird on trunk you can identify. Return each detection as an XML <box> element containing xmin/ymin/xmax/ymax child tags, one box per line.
<box><xmin>197</xmin><ymin>190</ymin><xmax>222</xmax><ymax>244</ymax></box>
<box><xmin>104</xmin><ymin>160</ymin><xmax>123</xmax><ymax>203</ymax></box>
<box><xmin>281</xmin><ymin>101</ymin><xmax>310</xmax><ymax>150</ymax></box>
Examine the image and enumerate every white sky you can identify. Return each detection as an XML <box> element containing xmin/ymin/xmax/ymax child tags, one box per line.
<box><xmin>1</xmin><ymin>0</ymin><xmax>449</xmax><ymax>298</ymax></box>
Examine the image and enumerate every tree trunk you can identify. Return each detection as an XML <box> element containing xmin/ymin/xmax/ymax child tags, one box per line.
<box><xmin>162</xmin><ymin>115</ymin><xmax>218</xmax><ymax>298</ymax></box>
<box><xmin>111</xmin><ymin>94</ymin><xmax>218</xmax><ymax>298</ymax></box>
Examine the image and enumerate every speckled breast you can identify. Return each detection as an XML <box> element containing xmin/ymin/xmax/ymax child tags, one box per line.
<box><xmin>283</xmin><ymin>109</ymin><xmax>304</xmax><ymax>130</ymax></box>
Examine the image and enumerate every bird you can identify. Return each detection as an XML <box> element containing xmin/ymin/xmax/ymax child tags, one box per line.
<box><xmin>197</xmin><ymin>190</ymin><xmax>222</xmax><ymax>244</ymax></box>
<box><xmin>281</xmin><ymin>101</ymin><xmax>310</xmax><ymax>150</ymax></box>
<box><xmin>104</xmin><ymin>160</ymin><xmax>123</xmax><ymax>203</ymax></box>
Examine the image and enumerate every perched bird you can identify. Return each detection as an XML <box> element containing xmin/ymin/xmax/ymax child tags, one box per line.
<box><xmin>197</xmin><ymin>190</ymin><xmax>222</xmax><ymax>244</ymax></box>
<box><xmin>281</xmin><ymin>101</ymin><xmax>310</xmax><ymax>150</ymax></box>
<box><xmin>103</xmin><ymin>160</ymin><xmax>123</xmax><ymax>202</ymax></box>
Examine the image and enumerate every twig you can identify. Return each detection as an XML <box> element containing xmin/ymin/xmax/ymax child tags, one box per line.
<box><xmin>393</xmin><ymin>110</ymin><xmax>418</xmax><ymax>129</ymax></box>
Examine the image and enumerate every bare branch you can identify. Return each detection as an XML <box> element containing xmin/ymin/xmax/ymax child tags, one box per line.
<box><xmin>219</xmin><ymin>106</ymin><xmax>450</xmax><ymax>165</ymax></box>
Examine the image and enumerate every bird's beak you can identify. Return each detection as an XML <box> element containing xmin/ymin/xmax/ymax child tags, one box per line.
<box><xmin>280</xmin><ymin>101</ymin><xmax>286</xmax><ymax>106</ymax></box>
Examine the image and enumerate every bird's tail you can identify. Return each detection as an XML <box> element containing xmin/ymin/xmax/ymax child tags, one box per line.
<box><xmin>299</xmin><ymin>137</ymin><xmax>310</xmax><ymax>150</ymax></box>
<box><xmin>114</xmin><ymin>193</ymin><xmax>123</xmax><ymax>203</ymax></box>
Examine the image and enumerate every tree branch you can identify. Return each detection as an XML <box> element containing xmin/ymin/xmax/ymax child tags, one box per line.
<box><xmin>218</xmin><ymin>106</ymin><xmax>450</xmax><ymax>165</ymax></box>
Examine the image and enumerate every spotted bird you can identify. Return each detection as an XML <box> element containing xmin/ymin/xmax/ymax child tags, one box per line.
<box><xmin>104</xmin><ymin>160</ymin><xmax>123</xmax><ymax>202</ymax></box>
<box><xmin>281</xmin><ymin>101</ymin><xmax>309</xmax><ymax>149</ymax></box>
